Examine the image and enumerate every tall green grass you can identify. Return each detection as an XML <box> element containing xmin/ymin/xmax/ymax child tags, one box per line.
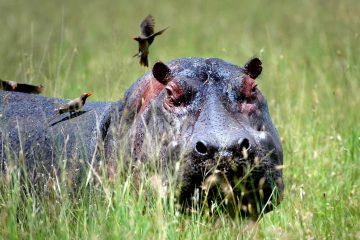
<box><xmin>0</xmin><ymin>0</ymin><xmax>359</xmax><ymax>239</ymax></box>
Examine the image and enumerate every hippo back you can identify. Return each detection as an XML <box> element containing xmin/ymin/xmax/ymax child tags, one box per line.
<box><xmin>0</xmin><ymin>90</ymin><xmax>122</xmax><ymax>182</ymax></box>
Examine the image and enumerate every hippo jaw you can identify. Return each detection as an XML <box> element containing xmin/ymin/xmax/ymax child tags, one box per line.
<box><xmin>123</xmin><ymin>57</ymin><xmax>284</xmax><ymax>218</ymax></box>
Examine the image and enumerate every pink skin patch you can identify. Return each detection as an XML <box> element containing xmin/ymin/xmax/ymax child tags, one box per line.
<box><xmin>240</xmin><ymin>76</ymin><xmax>257</xmax><ymax>113</ymax></box>
<box><xmin>139</xmin><ymin>79</ymin><xmax>166</xmax><ymax>113</ymax></box>
<box><xmin>241</xmin><ymin>76</ymin><xmax>257</xmax><ymax>98</ymax></box>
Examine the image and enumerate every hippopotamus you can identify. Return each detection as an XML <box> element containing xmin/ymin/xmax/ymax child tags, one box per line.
<box><xmin>0</xmin><ymin>57</ymin><xmax>283</xmax><ymax>217</ymax></box>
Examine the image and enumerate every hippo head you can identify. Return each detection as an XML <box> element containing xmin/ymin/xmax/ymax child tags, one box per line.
<box><xmin>122</xmin><ymin>58</ymin><xmax>284</xmax><ymax>217</ymax></box>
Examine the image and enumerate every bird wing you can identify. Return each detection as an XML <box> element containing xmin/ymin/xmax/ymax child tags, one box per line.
<box><xmin>140</xmin><ymin>15</ymin><xmax>155</xmax><ymax>37</ymax></box>
<box><xmin>147</xmin><ymin>27</ymin><xmax>168</xmax><ymax>44</ymax></box>
<box><xmin>56</xmin><ymin>103</ymin><xmax>70</xmax><ymax>114</ymax></box>
<box><xmin>15</xmin><ymin>83</ymin><xmax>44</xmax><ymax>94</ymax></box>
<box><xmin>67</xmin><ymin>98</ymin><xmax>83</xmax><ymax>111</ymax></box>
<box><xmin>56</xmin><ymin>97</ymin><xmax>79</xmax><ymax>113</ymax></box>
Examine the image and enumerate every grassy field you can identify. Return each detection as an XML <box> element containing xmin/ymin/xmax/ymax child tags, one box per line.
<box><xmin>0</xmin><ymin>0</ymin><xmax>359</xmax><ymax>239</ymax></box>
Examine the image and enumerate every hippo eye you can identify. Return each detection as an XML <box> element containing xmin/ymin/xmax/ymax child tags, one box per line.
<box><xmin>165</xmin><ymin>88</ymin><xmax>172</xmax><ymax>97</ymax></box>
<box><xmin>164</xmin><ymin>82</ymin><xmax>184</xmax><ymax>109</ymax></box>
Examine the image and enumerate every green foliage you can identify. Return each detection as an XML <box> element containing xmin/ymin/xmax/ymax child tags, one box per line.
<box><xmin>0</xmin><ymin>0</ymin><xmax>359</xmax><ymax>239</ymax></box>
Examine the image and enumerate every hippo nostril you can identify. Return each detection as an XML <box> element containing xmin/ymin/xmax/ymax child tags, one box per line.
<box><xmin>238</xmin><ymin>138</ymin><xmax>250</xmax><ymax>151</ymax></box>
<box><xmin>195</xmin><ymin>141</ymin><xmax>208</xmax><ymax>155</ymax></box>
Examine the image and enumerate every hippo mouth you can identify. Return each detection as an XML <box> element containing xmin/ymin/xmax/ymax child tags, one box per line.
<box><xmin>174</xmin><ymin>147</ymin><xmax>282</xmax><ymax>217</ymax></box>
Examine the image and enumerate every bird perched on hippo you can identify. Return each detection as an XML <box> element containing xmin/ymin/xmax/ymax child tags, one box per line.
<box><xmin>0</xmin><ymin>57</ymin><xmax>283</xmax><ymax>218</ymax></box>
<box><xmin>1</xmin><ymin>79</ymin><xmax>44</xmax><ymax>94</ymax></box>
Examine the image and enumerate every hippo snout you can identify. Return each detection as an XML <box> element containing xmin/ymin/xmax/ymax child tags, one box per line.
<box><xmin>177</xmin><ymin>128</ymin><xmax>282</xmax><ymax>216</ymax></box>
<box><xmin>193</xmin><ymin>138</ymin><xmax>252</xmax><ymax>159</ymax></box>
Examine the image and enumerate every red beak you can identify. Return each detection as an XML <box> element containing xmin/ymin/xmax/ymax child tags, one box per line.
<box><xmin>85</xmin><ymin>92</ymin><xmax>92</xmax><ymax>97</ymax></box>
<box><xmin>132</xmin><ymin>36</ymin><xmax>139</xmax><ymax>40</ymax></box>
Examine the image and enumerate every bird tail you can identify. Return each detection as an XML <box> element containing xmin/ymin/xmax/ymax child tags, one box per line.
<box><xmin>140</xmin><ymin>55</ymin><xmax>148</xmax><ymax>67</ymax></box>
<box><xmin>48</xmin><ymin>106</ymin><xmax>68</xmax><ymax>123</ymax></box>
<box><xmin>47</xmin><ymin>111</ymin><xmax>60</xmax><ymax>123</ymax></box>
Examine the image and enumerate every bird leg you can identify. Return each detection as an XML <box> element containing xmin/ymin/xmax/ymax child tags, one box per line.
<box><xmin>133</xmin><ymin>52</ymin><xmax>141</xmax><ymax>58</ymax></box>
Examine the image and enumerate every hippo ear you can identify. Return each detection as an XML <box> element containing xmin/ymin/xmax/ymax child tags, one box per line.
<box><xmin>152</xmin><ymin>62</ymin><xmax>171</xmax><ymax>85</ymax></box>
<box><xmin>244</xmin><ymin>57</ymin><xmax>262</xmax><ymax>79</ymax></box>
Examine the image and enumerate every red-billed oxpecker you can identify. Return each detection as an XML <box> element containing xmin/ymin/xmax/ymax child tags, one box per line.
<box><xmin>0</xmin><ymin>79</ymin><xmax>44</xmax><ymax>94</ymax></box>
<box><xmin>55</xmin><ymin>92</ymin><xmax>92</xmax><ymax>116</ymax></box>
<box><xmin>47</xmin><ymin>92</ymin><xmax>92</xmax><ymax>124</ymax></box>
<box><xmin>132</xmin><ymin>15</ymin><xmax>168</xmax><ymax>67</ymax></box>
<box><xmin>48</xmin><ymin>92</ymin><xmax>92</xmax><ymax>123</ymax></box>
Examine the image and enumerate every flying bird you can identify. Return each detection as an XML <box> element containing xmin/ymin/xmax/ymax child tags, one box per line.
<box><xmin>132</xmin><ymin>15</ymin><xmax>168</xmax><ymax>67</ymax></box>
<box><xmin>48</xmin><ymin>92</ymin><xmax>92</xmax><ymax>123</ymax></box>
<box><xmin>0</xmin><ymin>79</ymin><xmax>44</xmax><ymax>94</ymax></box>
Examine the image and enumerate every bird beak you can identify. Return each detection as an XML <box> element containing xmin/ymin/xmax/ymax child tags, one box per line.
<box><xmin>85</xmin><ymin>92</ymin><xmax>92</xmax><ymax>97</ymax></box>
<box><xmin>132</xmin><ymin>36</ymin><xmax>139</xmax><ymax>40</ymax></box>
<box><xmin>12</xmin><ymin>86</ymin><xmax>16</xmax><ymax>90</ymax></box>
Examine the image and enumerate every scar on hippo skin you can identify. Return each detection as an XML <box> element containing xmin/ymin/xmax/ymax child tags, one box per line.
<box><xmin>244</xmin><ymin>57</ymin><xmax>262</xmax><ymax>79</ymax></box>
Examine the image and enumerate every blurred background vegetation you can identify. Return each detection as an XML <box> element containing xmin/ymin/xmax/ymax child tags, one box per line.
<box><xmin>0</xmin><ymin>0</ymin><xmax>359</xmax><ymax>238</ymax></box>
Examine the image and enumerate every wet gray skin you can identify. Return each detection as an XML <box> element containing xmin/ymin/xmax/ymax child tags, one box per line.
<box><xmin>122</xmin><ymin>57</ymin><xmax>284</xmax><ymax>217</ymax></box>
<box><xmin>0</xmin><ymin>57</ymin><xmax>283</xmax><ymax>218</ymax></box>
